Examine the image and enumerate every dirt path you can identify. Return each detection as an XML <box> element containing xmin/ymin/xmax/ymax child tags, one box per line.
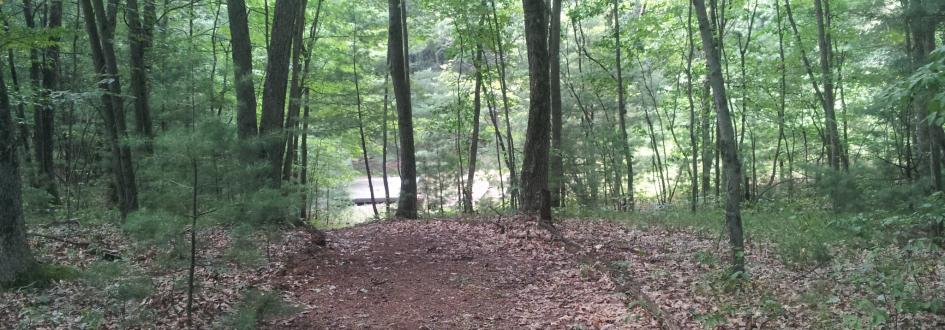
<box><xmin>270</xmin><ymin>218</ymin><xmax>655</xmax><ymax>329</ymax></box>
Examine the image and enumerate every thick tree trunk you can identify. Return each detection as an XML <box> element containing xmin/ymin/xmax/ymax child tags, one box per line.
<box><xmin>389</xmin><ymin>0</ymin><xmax>418</xmax><ymax>219</ymax></box>
<box><xmin>126</xmin><ymin>0</ymin><xmax>154</xmax><ymax>149</ymax></box>
<box><xmin>908</xmin><ymin>0</ymin><xmax>944</xmax><ymax>192</ymax></box>
<box><xmin>227</xmin><ymin>0</ymin><xmax>259</xmax><ymax>139</ymax></box>
<box><xmin>549</xmin><ymin>0</ymin><xmax>563</xmax><ymax>208</ymax></box>
<box><xmin>0</xmin><ymin>54</ymin><xmax>35</xmax><ymax>286</ymax></box>
<box><xmin>612</xmin><ymin>0</ymin><xmax>634</xmax><ymax>211</ymax></box>
<box><xmin>259</xmin><ymin>0</ymin><xmax>304</xmax><ymax>184</ymax></box>
<box><xmin>693</xmin><ymin>0</ymin><xmax>746</xmax><ymax>276</ymax></box>
<box><xmin>519</xmin><ymin>0</ymin><xmax>551</xmax><ymax>216</ymax></box>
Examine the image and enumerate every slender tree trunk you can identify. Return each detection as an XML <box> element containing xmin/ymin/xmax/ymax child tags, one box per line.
<box><xmin>259</xmin><ymin>0</ymin><xmax>304</xmax><ymax>184</ymax></box>
<box><xmin>549</xmin><ymin>0</ymin><xmax>564</xmax><ymax>207</ymax></box>
<box><xmin>519</xmin><ymin>0</ymin><xmax>552</xmax><ymax>218</ymax></box>
<box><xmin>82</xmin><ymin>0</ymin><xmax>138</xmax><ymax>216</ymax></box>
<box><xmin>227</xmin><ymin>0</ymin><xmax>259</xmax><ymax>139</ymax></box>
<box><xmin>353</xmin><ymin>35</ymin><xmax>379</xmax><ymax>217</ymax></box>
<box><xmin>382</xmin><ymin>71</ymin><xmax>391</xmax><ymax>216</ymax></box>
<box><xmin>4</xmin><ymin>48</ymin><xmax>32</xmax><ymax>164</ymax></box>
<box><xmin>389</xmin><ymin>0</ymin><xmax>418</xmax><ymax>219</ymax></box>
<box><xmin>300</xmin><ymin>87</ymin><xmax>310</xmax><ymax>220</ymax></box>
<box><xmin>686</xmin><ymin>2</ymin><xmax>698</xmax><ymax>211</ymax></box>
<box><xmin>24</xmin><ymin>0</ymin><xmax>56</xmax><ymax>198</ymax></box>
<box><xmin>0</xmin><ymin>52</ymin><xmax>35</xmax><ymax>286</ymax></box>
<box><xmin>282</xmin><ymin>0</ymin><xmax>309</xmax><ymax>180</ymax></box>
<box><xmin>490</xmin><ymin>0</ymin><xmax>518</xmax><ymax>207</ymax></box>
<box><xmin>694</xmin><ymin>0</ymin><xmax>746</xmax><ymax>276</ymax></box>
<box><xmin>464</xmin><ymin>46</ymin><xmax>484</xmax><ymax>213</ymax></box>
<box><xmin>612</xmin><ymin>0</ymin><xmax>634</xmax><ymax>211</ymax></box>
<box><xmin>701</xmin><ymin>78</ymin><xmax>712</xmax><ymax>203</ymax></box>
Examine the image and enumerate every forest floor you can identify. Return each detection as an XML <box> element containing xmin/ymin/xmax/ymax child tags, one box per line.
<box><xmin>3</xmin><ymin>214</ymin><xmax>944</xmax><ymax>329</ymax></box>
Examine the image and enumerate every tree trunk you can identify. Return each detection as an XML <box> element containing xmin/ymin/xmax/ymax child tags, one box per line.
<box><xmin>812</xmin><ymin>0</ymin><xmax>844</xmax><ymax>171</ymax></box>
<box><xmin>24</xmin><ymin>0</ymin><xmax>57</xmax><ymax>199</ymax></box>
<box><xmin>282</xmin><ymin>0</ymin><xmax>309</xmax><ymax>180</ymax></box>
<box><xmin>686</xmin><ymin>2</ymin><xmax>698</xmax><ymax>211</ymax></box>
<box><xmin>227</xmin><ymin>0</ymin><xmax>259</xmax><ymax>139</ymax></box>
<box><xmin>519</xmin><ymin>0</ymin><xmax>551</xmax><ymax>216</ymax></box>
<box><xmin>0</xmin><ymin>53</ymin><xmax>35</xmax><ymax>286</ymax></box>
<box><xmin>612</xmin><ymin>0</ymin><xmax>634</xmax><ymax>211</ymax></box>
<box><xmin>126</xmin><ymin>0</ymin><xmax>154</xmax><ymax>149</ymax></box>
<box><xmin>464</xmin><ymin>46</ymin><xmax>484</xmax><ymax>214</ymax></box>
<box><xmin>907</xmin><ymin>0</ymin><xmax>944</xmax><ymax>192</ymax></box>
<box><xmin>693</xmin><ymin>0</ymin><xmax>746</xmax><ymax>276</ymax></box>
<box><xmin>389</xmin><ymin>0</ymin><xmax>418</xmax><ymax>219</ymax></box>
<box><xmin>490</xmin><ymin>0</ymin><xmax>518</xmax><ymax>207</ymax></box>
<box><xmin>4</xmin><ymin>48</ymin><xmax>32</xmax><ymax>164</ymax></box>
<box><xmin>549</xmin><ymin>0</ymin><xmax>563</xmax><ymax>208</ymax></box>
<box><xmin>259</xmin><ymin>0</ymin><xmax>304</xmax><ymax>184</ymax></box>
<box><xmin>353</xmin><ymin>36</ymin><xmax>378</xmax><ymax>218</ymax></box>
<box><xmin>82</xmin><ymin>0</ymin><xmax>138</xmax><ymax>216</ymax></box>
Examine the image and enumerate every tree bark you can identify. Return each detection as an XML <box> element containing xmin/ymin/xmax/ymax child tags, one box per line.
<box><xmin>907</xmin><ymin>0</ymin><xmax>944</xmax><ymax>192</ymax></box>
<box><xmin>612</xmin><ymin>0</ymin><xmax>634</xmax><ymax>211</ymax></box>
<box><xmin>490</xmin><ymin>0</ymin><xmax>518</xmax><ymax>207</ymax></box>
<box><xmin>82</xmin><ymin>0</ymin><xmax>139</xmax><ymax>216</ymax></box>
<box><xmin>0</xmin><ymin>52</ymin><xmax>35</xmax><ymax>286</ymax></box>
<box><xmin>126</xmin><ymin>0</ymin><xmax>154</xmax><ymax>149</ymax></box>
<box><xmin>686</xmin><ymin>2</ymin><xmax>698</xmax><ymax>211</ymax></box>
<box><xmin>519</xmin><ymin>0</ymin><xmax>551</xmax><ymax>216</ymax></box>
<box><xmin>389</xmin><ymin>0</ymin><xmax>418</xmax><ymax>219</ymax></box>
<box><xmin>693</xmin><ymin>0</ymin><xmax>746</xmax><ymax>275</ymax></box>
<box><xmin>464</xmin><ymin>46</ymin><xmax>484</xmax><ymax>214</ymax></box>
<box><xmin>282</xmin><ymin>0</ymin><xmax>309</xmax><ymax>180</ymax></box>
<box><xmin>549</xmin><ymin>0</ymin><xmax>563</xmax><ymax>208</ymax></box>
<box><xmin>259</xmin><ymin>0</ymin><xmax>304</xmax><ymax>184</ymax></box>
<box><xmin>227</xmin><ymin>0</ymin><xmax>259</xmax><ymax>139</ymax></box>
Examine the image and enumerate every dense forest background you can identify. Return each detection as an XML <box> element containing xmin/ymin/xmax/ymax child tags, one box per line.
<box><xmin>1</xmin><ymin>0</ymin><xmax>945</xmax><ymax>328</ymax></box>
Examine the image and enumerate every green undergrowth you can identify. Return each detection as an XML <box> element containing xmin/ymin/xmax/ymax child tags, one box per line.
<box><xmin>222</xmin><ymin>289</ymin><xmax>298</xmax><ymax>330</ymax></box>
<box><xmin>563</xmin><ymin>193</ymin><xmax>945</xmax><ymax>328</ymax></box>
<box><xmin>3</xmin><ymin>264</ymin><xmax>81</xmax><ymax>291</ymax></box>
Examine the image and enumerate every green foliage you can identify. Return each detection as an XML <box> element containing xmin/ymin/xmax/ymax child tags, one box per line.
<box><xmin>3</xmin><ymin>264</ymin><xmax>80</xmax><ymax>290</ymax></box>
<box><xmin>223</xmin><ymin>225</ymin><xmax>266</xmax><ymax>267</ymax></box>
<box><xmin>221</xmin><ymin>289</ymin><xmax>298</xmax><ymax>330</ymax></box>
<box><xmin>82</xmin><ymin>260</ymin><xmax>154</xmax><ymax>301</ymax></box>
